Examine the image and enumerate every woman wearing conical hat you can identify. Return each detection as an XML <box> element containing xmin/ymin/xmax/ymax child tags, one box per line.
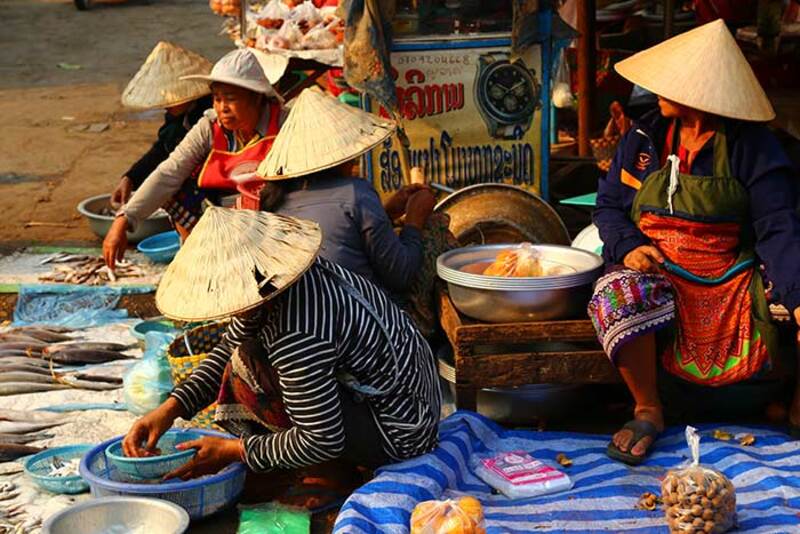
<box><xmin>111</xmin><ymin>42</ymin><xmax>214</xmax><ymax>210</ymax></box>
<box><xmin>121</xmin><ymin>208</ymin><xmax>441</xmax><ymax>481</ymax></box>
<box><xmin>588</xmin><ymin>19</ymin><xmax>800</xmax><ymax>464</ymax></box>
<box><xmin>103</xmin><ymin>47</ymin><xmax>288</xmax><ymax>269</ymax></box>
<box><xmin>254</xmin><ymin>88</ymin><xmax>453</xmax><ymax>336</ymax></box>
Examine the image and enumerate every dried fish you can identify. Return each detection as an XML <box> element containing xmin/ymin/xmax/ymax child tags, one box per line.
<box><xmin>72</xmin><ymin>373</ymin><xmax>123</xmax><ymax>385</ymax></box>
<box><xmin>45</xmin><ymin>341</ymin><xmax>134</xmax><ymax>354</ymax></box>
<box><xmin>45</xmin><ymin>349</ymin><xmax>134</xmax><ymax>365</ymax></box>
<box><xmin>0</xmin><ymin>421</ymin><xmax>63</xmax><ymax>434</ymax></box>
<box><xmin>556</xmin><ymin>453</ymin><xmax>573</xmax><ymax>467</ymax></box>
<box><xmin>0</xmin><ymin>382</ymin><xmax>70</xmax><ymax>396</ymax></box>
<box><xmin>738</xmin><ymin>434</ymin><xmax>755</xmax><ymax>446</ymax></box>
<box><xmin>0</xmin><ymin>351</ymin><xmax>37</xmax><ymax>359</ymax></box>
<box><xmin>712</xmin><ymin>430</ymin><xmax>733</xmax><ymax>441</ymax></box>
<box><xmin>38</xmin><ymin>255</ymin><xmax>147</xmax><ymax>286</ymax></box>
<box><xmin>60</xmin><ymin>378</ymin><xmax>121</xmax><ymax>391</ymax></box>
<box><xmin>9</xmin><ymin>326</ymin><xmax>73</xmax><ymax>334</ymax></box>
<box><xmin>0</xmin><ymin>365</ymin><xmax>52</xmax><ymax>376</ymax></box>
<box><xmin>0</xmin><ymin>335</ymin><xmax>43</xmax><ymax>344</ymax></box>
<box><xmin>0</xmin><ymin>444</ymin><xmax>43</xmax><ymax>462</ymax></box>
<box><xmin>0</xmin><ymin>357</ymin><xmax>54</xmax><ymax>368</ymax></box>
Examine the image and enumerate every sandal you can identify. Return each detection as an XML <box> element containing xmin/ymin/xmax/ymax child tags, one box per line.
<box><xmin>607</xmin><ymin>419</ymin><xmax>660</xmax><ymax>466</ymax></box>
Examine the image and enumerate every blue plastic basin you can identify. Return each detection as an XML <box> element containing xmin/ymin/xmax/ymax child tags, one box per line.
<box><xmin>104</xmin><ymin>430</ymin><xmax>200</xmax><ymax>480</ymax></box>
<box><xmin>137</xmin><ymin>231</ymin><xmax>180</xmax><ymax>263</ymax></box>
<box><xmin>25</xmin><ymin>445</ymin><xmax>93</xmax><ymax>494</ymax></box>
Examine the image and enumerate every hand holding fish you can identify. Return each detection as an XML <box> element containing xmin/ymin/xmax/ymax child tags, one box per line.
<box><xmin>103</xmin><ymin>216</ymin><xmax>129</xmax><ymax>270</ymax></box>
<box><xmin>122</xmin><ymin>397</ymin><xmax>185</xmax><ymax>458</ymax></box>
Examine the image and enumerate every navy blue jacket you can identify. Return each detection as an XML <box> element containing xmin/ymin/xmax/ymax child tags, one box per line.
<box><xmin>594</xmin><ymin>109</ymin><xmax>800</xmax><ymax>313</ymax></box>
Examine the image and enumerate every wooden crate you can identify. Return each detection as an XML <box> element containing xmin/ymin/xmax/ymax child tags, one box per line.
<box><xmin>438</xmin><ymin>289</ymin><xmax>619</xmax><ymax>410</ymax></box>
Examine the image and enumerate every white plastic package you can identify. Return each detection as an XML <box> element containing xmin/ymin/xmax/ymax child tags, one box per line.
<box><xmin>472</xmin><ymin>451</ymin><xmax>573</xmax><ymax>499</ymax></box>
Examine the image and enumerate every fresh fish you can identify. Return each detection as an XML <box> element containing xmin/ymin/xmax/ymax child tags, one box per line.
<box><xmin>0</xmin><ymin>343</ymin><xmax>46</xmax><ymax>352</ymax></box>
<box><xmin>11</xmin><ymin>329</ymin><xmax>74</xmax><ymax>343</ymax></box>
<box><xmin>0</xmin><ymin>410</ymin><xmax>65</xmax><ymax>423</ymax></box>
<box><xmin>0</xmin><ymin>432</ymin><xmax>52</xmax><ymax>445</ymax></box>
<box><xmin>9</xmin><ymin>326</ymin><xmax>73</xmax><ymax>334</ymax></box>
<box><xmin>0</xmin><ymin>444</ymin><xmax>43</xmax><ymax>462</ymax></box>
<box><xmin>0</xmin><ymin>421</ymin><xmax>63</xmax><ymax>434</ymax></box>
<box><xmin>45</xmin><ymin>349</ymin><xmax>134</xmax><ymax>365</ymax></box>
<box><xmin>72</xmin><ymin>373</ymin><xmax>123</xmax><ymax>385</ymax></box>
<box><xmin>45</xmin><ymin>342</ymin><xmax>134</xmax><ymax>354</ymax></box>
<box><xmin>0</xmin><ymin>365</ymin><xmax>52</xmax><ymax>376</ymax></box>
<box><xmin>0</xmin><ymin>372</ymin><xmax>55</xmax><ymax>384</ymax></box>
<box><xmin>0</xmin><ymin>383</ymin><xmax>70</xmax><ymax>397</ymax></box>
<box><xmin>0</xmin><ymin>334</ymin><xmax>43</xmax><ymax>344</ymax></box>
<box><xmin>0</xmin><ymin>351</ymin><xmax>37</xmax><ymax>358</ymax></box>
<box><xmin>39</xmin><ymin>253</ymin><xmax>92</xmax><ymax>265</ymax></box>
<box><xmin>0</xmin><ymin>357</ymin><xmax>54</xmax><ymax>368</ymax></box>
<box><xmin>60</xmin><ymin>378</ymin><xmax>121</xmax><ymax>391</ymax></box>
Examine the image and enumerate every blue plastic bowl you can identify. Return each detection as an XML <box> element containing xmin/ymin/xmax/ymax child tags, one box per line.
<box><xmin>25</xmin><ymin>445</ymin><xmax>93</xmax><ymax>494</ymax></box>
<box><xmin>137</xmin><ymin>231</ymin><xmax>180</xmax><ymax>263</ymax></box>
<box><xmin>130</xmin><ymin>317</ymin><xmax>179</xmax><ymax>347</ymax></box>
<box><xmin>104</xmin><ymin>430</ymin><xmax>201</xmax><ymax>480</ymax></box>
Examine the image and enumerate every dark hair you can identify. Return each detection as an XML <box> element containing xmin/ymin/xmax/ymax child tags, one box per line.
<box><xmin>259</xmin><ymin>181</ymin><xmax>289</xmax><ymax>211</ymax></box>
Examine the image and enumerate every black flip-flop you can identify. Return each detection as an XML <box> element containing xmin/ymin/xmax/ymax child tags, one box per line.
<box><xmin>607</xmin><ymin>419</ymin><xmax>660</xmax><ymax>466</ymax></box>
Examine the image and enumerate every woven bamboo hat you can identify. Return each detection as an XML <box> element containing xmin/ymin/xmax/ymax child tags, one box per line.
<box><xmin>121</xmin><ymin>42</ymin><xmax>213</xmax><ymax>110</ymax></box>
<box><xmin>257</xmin><ymin>88</ymin><xmax>396</xmax><ymax>180</ymax></box>
<box><xmin>614</xmin><ymin>19</ymin><xmax>774</xmax><ymax>121</ymax></box>
<box><xmin>182</xmin><ymin>48</ymin><xmax>280</xmax><ymax>98</ymax></box>
<box><xmin>155</xmin><ymin>207</ymin><xmax>322</xmax><ymax>322</ymax></box>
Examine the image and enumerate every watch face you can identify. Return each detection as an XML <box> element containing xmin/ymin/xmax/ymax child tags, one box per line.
<box><xmin>478</xmin><ymin>60</ymin><xmax>538</xmax><ymax>124</ymax></box>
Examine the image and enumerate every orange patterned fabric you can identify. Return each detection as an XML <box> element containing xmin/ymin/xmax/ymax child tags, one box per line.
<box><xmin>639</xmin><ymin>212</ymin><xmax>768</xmax><ymax>385</ymax></box>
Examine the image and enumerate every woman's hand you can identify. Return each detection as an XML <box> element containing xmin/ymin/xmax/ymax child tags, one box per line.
<box><xmin>103</xmin><ymin>216</ymin><xmax>129</xmax><ymax>270</ymax></box>
<box><xmin>122</xmin><ymin>398</ymin><xmax>184</xmax><ymax>458</ymax></box>
<box><xmin>794</xmin><ymin>307</ymin><xmax>800</xmax><ymax>342</ymax></box>
<box><xmin>383</xmin><ymin>184</ymin><xmax>427</xmax><ymax>221</ymax></box>
<box><xmin>163</xmin><ymin>437</ymin><xmax>243</xmax><ymax>480</ymax></box>
<box><xmin>404</xmin><ymin>188</ymin><xmax>437</xmax><ymax>230</ymax></box>
<box><xmin>110</xmin><ymin>177</ymin><xmax>133</xmax><ymax>209</ymax></box>
<box><xmin>623</xmin><ymin>245</ymin><xmax>664</xmax><ymax>274</ymax></box>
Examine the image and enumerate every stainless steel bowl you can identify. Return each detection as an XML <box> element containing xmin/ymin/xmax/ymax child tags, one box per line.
<box><xmin>77</xmin><ymin>194</ymin><xmax>172</xmax><ymax>243</ymax></box>
<box><xmin>43</xmin><ymin>496</ymin><xmax>189</xmax><ymax>534</ymax></box>
<box><xmin>437</xmin><ymin>244</ymin><xmax>603</xmax><ymax>322</ymax></box>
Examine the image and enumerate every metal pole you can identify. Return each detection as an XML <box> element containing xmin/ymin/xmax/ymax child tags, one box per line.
<box><xmin>664</xmin><ymin>0</ymin><xmax>675</xmax><ymax>39</ymax></box>
<box><xmin>540</xmin><ymin>8</ymin><xmax>553</xmax><ymax>202</ymax></box>
<box><xmin>577</xmin><ymin>0</ymin><xmax>596</xmax><ymax>158</ymax></box>
<box><xmin>240</xmin><ymin>0</ymin><xmax>247</xmax><ymax>45</ymax></box>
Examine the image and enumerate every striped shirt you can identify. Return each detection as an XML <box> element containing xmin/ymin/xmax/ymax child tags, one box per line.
<box><xmin>171</xmin><ymin>257</ymin><xmax>441</xmax><ymax>471</ymax></box>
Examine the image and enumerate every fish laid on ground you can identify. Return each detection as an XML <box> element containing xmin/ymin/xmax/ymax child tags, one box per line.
<box><xmin>45</xmin><ymin>349</ymin><xmax>134</xmax><ymax>365</ymax></box>
<box><xmin>0</xmin><ymin>444</ymin><xmax>43</xmax><ymax>462</ymax></box>
<box><xmin>10</xmin><ymin>329</ymin><xmax>74</xmax><ymax>343</ymax></box>
<box><xmin>0</xmin><ymin>357</ymin><xmax>54</xmax><ymax>368</ymax></box>
<box><xmin>72</xmin><ymin>373</ymin><xmax>123</xmax><ymax>385</ymax></box>
<box><xmin>44</xmin><ymin>342</ymin><xmax>134</xmax><ymax>354</ymax></box>
<box><xmin>0</xmin><ymin>350</ymin><xmax>38</xmax><ymax>359</ymax></box>
<box><xmin>0</xmin><ymin>421</ymin><xmax>63</xmax><ymax>434</ymax></box>
<box><xmin>60</xmin><ymin>378</ymin><xmax>121</xmax><ymax>391</ymax></box>
<box><xmin>9</xmin><ymin>326</ymin><xmax>73</xmax><ymax>334</ymax></box>
<box><xmin>0</xmin><ymin>373</ymin><xmax>55</xmax><ymax>385</ymax></box>
<box><xmin>0</xmin><ymin>410</ymin><xmax>65</xmax><ymax>423</ymax></box>
<box><xmin>0</xmin><ymin>432</ymin><xmax>52</xmax><ymax>445</ymax></box>
<box><xmin>0</xmin><ymin>365</ymin><xmax>52</xmax><ymax>376</ymax></box>
<box><xmin>0</xmin><ymin>382</ymin><xmax>70</xmax><ymax>397</ymax></box>
<box><xmin>0</xmin><ymin>343</ymin><xmax>45</xmax><ymax>352</ymax></box>
<box><xmin>0</xmin><ymin>334</ymin><xmax>43</xmax><ymax>344</ymax></box>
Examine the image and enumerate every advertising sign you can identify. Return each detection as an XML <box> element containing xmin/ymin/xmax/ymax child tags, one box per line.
<box><xmin>366</xmin><ymin>38</ymin><xmax>542</xmax><ymax>200</ymax></box>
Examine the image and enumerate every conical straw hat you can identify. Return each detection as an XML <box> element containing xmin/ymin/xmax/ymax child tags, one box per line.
<box><xmin>614</xmin><ymin>19</ymin><xmax>774</xmax><ymax>121</ymax></box>
<box><xmin>257</xmin><ymin>88</ymin><xmax>397</xmax><ymax>180</ymax></box>
<box><xmin>156</xmin><ymin>207</ymin><xmax>322</xmax><ymax>322</ymax></box>
<box><xmin>122</xmin><ymin>42</ymin><xmax>213</xmax><ymax>110</ymax></box>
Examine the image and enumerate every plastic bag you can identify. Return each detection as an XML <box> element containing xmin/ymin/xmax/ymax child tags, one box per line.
<box><xmin>123</xmin><ymin>331</ymin><xmax>175</xmax><ymax>416</ymax></box>
<box><xmin>288</xmin><ymin>0</ymin><xmax>321</xmax><ymax>33</ymax></box>
<box><xmin>13</xmin><ymin>284</ymin><xmax>151</xmax><ymax>328</ymax></box>
<box><xmin>269</xmin><ymin>20</ymin><xmax>304</xmax><ymax>49</ymax></box>
<box><xmin>300</xmin><ymin>20</ymin><xmax>338</xmax><ymax>50</ymax></box>
<box><xmin>410</xmin><ymin>497</ymin><xmax>485</xmax><ymax>534</ymax></box>
<box><xmin>237</xmin><ymin>503</ymin><xmax>310</xmax><ymax>534</ymax></box>
<box><xmin>661</xmin><ymin>427</ymin><xmax>736</xmax><ymax>534</ymax></box>
<box><xmin>257</xmin><ymin>0</ymin><xmax>291</xmax><ymax>29</ymax></box>
<box><xmin>472</xmin><ymin>451</ymin><xmax>573</xmax><ymax>499</ymax></box>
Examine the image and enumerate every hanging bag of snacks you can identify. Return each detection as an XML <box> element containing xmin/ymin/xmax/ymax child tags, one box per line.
<box><xmin>661</xmin><ymin>426</ymin><xmax>736</xmax><ymax>534</ymax></box>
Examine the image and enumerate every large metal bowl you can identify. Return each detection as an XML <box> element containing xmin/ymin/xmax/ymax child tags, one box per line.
<box><xmin>437</xmin><ymin>244</ymin><xmax>603</xmax><ymax>322</ymax></box>
<box><xmin>43</xmin><ymin>496</ymin><xmax>189</xmax><ymax>534</ymax></box>
<box><xmin>77</xmin><ymin>194</ymin><xmax>172</xmax><ymax>243</ymax></box>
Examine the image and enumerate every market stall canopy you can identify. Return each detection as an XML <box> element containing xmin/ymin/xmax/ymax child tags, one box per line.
<box><xmin>614</xmin><ymin>19</ymin><xmax>775</xmax><ymax>122</ymax></box>
<box><xmin>121</xmin><ymin>42</ymin><xmax>213</xmax><ymax>110</ymax></box>
<box><xmin>257</xmin><ymin>87</ymin><xmax>396</xmax><ymax>180</ymax></box>
<box><xmin>155</xmin><ymin>207</ymin><xmax>322</xmax><ymax>322</ymax></box>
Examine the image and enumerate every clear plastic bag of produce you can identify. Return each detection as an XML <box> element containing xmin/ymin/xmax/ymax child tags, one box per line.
<box><xmin>123</xmin><ymin>331</ymin><xmax>175</xmax><ymax>415</ymax></box>
<box><xmin>237</xmin><ymin>503</ymin><xmax>310</xmax><ymax>534</ymax></box>
<box><xmin>661</xmin><ymin>426</ymin><xmax>736</xmax><ymax>534</ymax></box>
<box><xmin>410</xmin><ymin>497</ymin><xmax>485</xmax><ymax>534</ymax></box>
